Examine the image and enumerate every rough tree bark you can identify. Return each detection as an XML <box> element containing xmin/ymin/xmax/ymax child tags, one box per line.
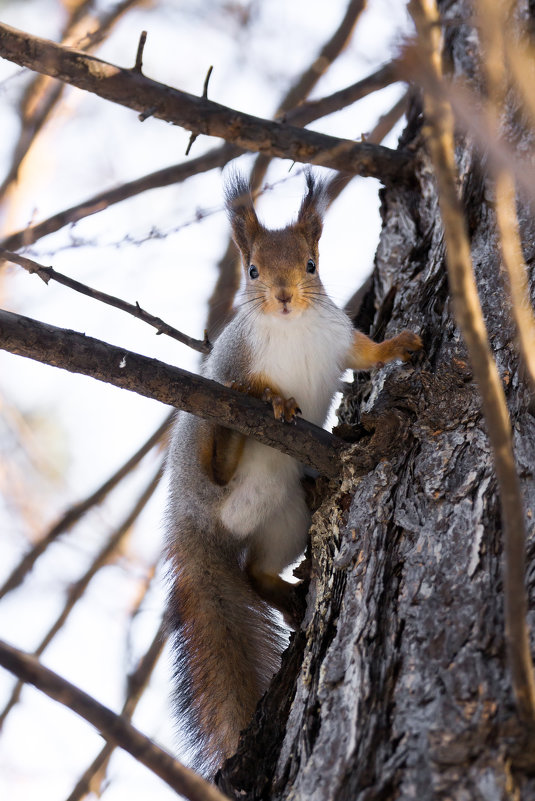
<box><xmin>217</xmin><ymin>2</ymin><xmax>535</xmax><ymax>799</ymax></box>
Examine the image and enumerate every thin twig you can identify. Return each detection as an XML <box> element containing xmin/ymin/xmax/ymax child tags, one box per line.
<box><xmin>0</xmin><ymin>639</ymin><xmax>229</xmax><ymax>801</ymax></box>
<box><xmin>0</xmin><ymin>412</ymin><xmax>172</xmax><ymax>601</ymax></box>
<box><xmin>284</xmin><ymin>61</ymin><xmax>400</xmax><ymax>128</ymax></box>
<box><xmin>0</xmin><ymin>143</ymin><xmax>240</xmax><ymax>253</ymax></box>
<box><xmin>0</xmin><ymin>464</ymin><xmax>164</xmax><ymax>728</ymax></box>
<box><xmin>408</xmin><ymin>0</ymin><xmax>535</xmax><ymax>723</ymax></box>
<box><xmin>0</xmin><ymin>249</ymin><xmax>212</xmax><ymax>354</ymax></box>
<box><xmin>133</xmin><ymin>30</ymin><xmax>147</xmax><ymax>73</ymax></box>
<box><xmin>202</xmin><ymin>65</ymin><xmax>213</xmax><ymax>99</ymax></box>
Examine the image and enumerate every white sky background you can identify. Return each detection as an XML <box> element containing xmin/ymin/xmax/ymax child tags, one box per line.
<box><xmin>0</xmin><ymin>1</ymin><xmax>411</xmax><ymax>798</ymax></box>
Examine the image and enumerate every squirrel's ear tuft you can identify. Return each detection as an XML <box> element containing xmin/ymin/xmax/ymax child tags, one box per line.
<box><xmin>296</xmin><ymin>169</ymin><xmax>327</xmax><ymax>246</ymax></box>
<box><xmin>224</xmin><ymin>173</ymin><xmax>261</xmax><ymax>261</ymax></box>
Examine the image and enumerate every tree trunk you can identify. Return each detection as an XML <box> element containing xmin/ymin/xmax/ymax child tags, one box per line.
<box><xmin>217</xmin><ymin>2</ymin><xmax>535</xmax><ymax>798</ymax></box>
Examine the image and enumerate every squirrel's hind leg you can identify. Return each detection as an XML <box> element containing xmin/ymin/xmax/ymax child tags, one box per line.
<box><xmin>246</xmin><ymin>494</ymin><xmax>310</xmax><ymax>628</ymax></box>
<box><xmin>199</xmin><ymin>423</ymin><xmax>245</xmax><ymax>486</ymax></box>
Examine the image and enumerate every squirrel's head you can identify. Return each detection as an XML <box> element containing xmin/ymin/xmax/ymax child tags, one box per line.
<box><xmin>225</xmin><ymin>171</ymin><xmax>327</xmax><ymax>318</ymax></box>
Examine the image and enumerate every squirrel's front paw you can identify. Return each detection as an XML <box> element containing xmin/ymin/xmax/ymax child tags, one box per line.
<box><xmin>393</xmin><ymin>330</ymin><xmax>423</xmax><ymax>362</ymax></box>
<box><xmin>227</xmin><ymin>379</ymin><xmax>252</xmax><ymax>394</ymax></box>
<box><xmin>262</xmin><ymin>387</ymin><xmax>302</xmax><ymax>423</ymax></box>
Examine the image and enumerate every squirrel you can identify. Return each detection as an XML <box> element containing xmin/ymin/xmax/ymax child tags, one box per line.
<box><xmin>165</xmin><ymin>171</ymin><xmax>422</xmax><ymax>775</ymax></box>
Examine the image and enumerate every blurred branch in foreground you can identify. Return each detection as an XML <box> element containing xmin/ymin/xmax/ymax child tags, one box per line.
<box><xmin>408</xmin><ymin>0</ymin><xmax>535</xmax><ymax>723</ymax></box>
<box><xmin>0</xmin><ymin>638</ymin><xmax>229</xmax><ymax>801</ymax></box>
<box><xmin>0</xmin><ymin>22</ymin><xmax>411</xmax><ymax>184</ymax></box>
<box><xmin>0</xmin><ymin>412</ymin><xmax>172</xmax><ymax>601</ymax></box>
<box><xmin>0</xmin><ymin>249</ymin><xmax>212</xmax><ymax>354</ymax></box>
<box><xmin>0</xmin><ymin>463</ymin><xmax>164</xmax><ymax>728</ymax></box>
<box><xmin>475</xmin><ymin>0</ymin><xmax>535</xmax><ymax>394</ymax></box>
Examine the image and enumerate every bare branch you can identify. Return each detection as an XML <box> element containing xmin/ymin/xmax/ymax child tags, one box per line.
<box><xmin>276</xmin><ymin>0</ymin><xmax>367</xmax><ymax>117</ymax></box>
<box><xmin>0</xmin><ymin>0</ymin><xmax>144</xmax><ymax>201</ymax></box>
<box><xmin>0</xmin><ymin>308</ymin><xmax>347</xmax><ymax>477</ymax></box>
<box><xmin>0</xmin><ymin>639</ymin><xmax>229</xmax><ymax>801</ymax></box>
<box><xmin>0</xmin><ymin>249</ymin><xmax>212</xmax><ymax>354</ymax></box>
<box><xmin>0</xmin><ymin>464</ymin><xmax>163</xmax><ymax>728</ymax></box>
<box><xmin>0</xmin><ymin>413</ymin><xmax>171</xmax><ymax>601</ymax></box>
<box><xmin>0</xmin><ymin>142</ymin><xmax>240</xmax><ymax>253</ymax></box>
<box><xmin>65</xmin><ymin>618</ymin><xmax>167</xmax><ymax>801</ymax></box>
<box><xmin>409</xmin><ymin>0</ymin><xmax>535</xmax><ymax>723</ymax></box>
<box><xmin>0</xmin><ymin>22</ymin><xmax>410</xmax><ymax>184</ymax></box>
<box><xmin>285</xmin><ymin>62</ymin><xmax>399</xmax><ymax>128</ymax></box>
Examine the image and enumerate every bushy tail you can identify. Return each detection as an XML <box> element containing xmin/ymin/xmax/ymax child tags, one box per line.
<box><xmin>166</xmin><ymin>530</ymin><xmax>285</xmax><ymax>775</ymax></box>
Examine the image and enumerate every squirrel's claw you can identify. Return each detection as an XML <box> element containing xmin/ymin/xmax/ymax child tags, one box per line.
<box><xmin>393</xmin><ymin>330</ymin><xmax>423</xmax><ymax>362</ymax></box>
<box><xmin>262</xmin><ymin>388</ymin><xmax>301</xmax><ymax>423</ymax></box>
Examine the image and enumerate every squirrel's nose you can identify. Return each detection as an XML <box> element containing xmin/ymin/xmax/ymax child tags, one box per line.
<box><xmin>276</xmin><ymin>290</ymin><xmax>292</xmax><ymax>305</ymax></box>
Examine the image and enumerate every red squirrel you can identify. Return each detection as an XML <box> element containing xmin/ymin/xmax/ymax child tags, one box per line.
<box><xmin>165</xmin><ymin>172</ymin><xmax>422</xmax><ymax>774</ymax></box>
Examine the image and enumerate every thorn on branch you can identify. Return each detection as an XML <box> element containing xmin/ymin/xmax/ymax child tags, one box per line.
<box><xmin>202</xmin><ymin>65</ymin><xmax>213</xmax><ymax>99</ymax></box>
<box><xmin>133</xmin><ymin>30</ymin><xmax>147</xmax><ymax>74</ymax></box>
<box><xmin>185</xmin><ymin>66</ymin><xmax>213</xmax><ymax>156</ymax></box>
<box><xmin>185</xmin><ymin>132</ymin><xmax>198</xmax><ymax>156</ymax></box>
<box><xmin>138</xmin><ymin>106</ymin><xmax>157</xmax><ymax>122</ymax></box>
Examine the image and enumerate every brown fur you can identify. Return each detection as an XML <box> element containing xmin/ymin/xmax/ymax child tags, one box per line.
<box><xmin>346</xmin><ymin>329</ymin><xmax>423</xmax><ymax>370</ymax></box>
<box><xmin>168</xmin><ymin>536</ymin><xmax>283</xmax><ymax>773</ymax></box>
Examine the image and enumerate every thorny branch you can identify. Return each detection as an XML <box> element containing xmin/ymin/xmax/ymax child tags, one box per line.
<box><xmin>409</xmin><ymin>0</ymin><xmax>535</xmax><ymax>723</ymax></box>
<box><xmin>0</xmin><ymin>249</ymin><xmax>212</xmax><ymax>354</ymax></box>
<box><xmin>0</xmin><ymin>22</ymin><xmax>410</xmax><ymax>184</ymax></box>
<box><xmin>0</xmin><ymin>58</ymin><xmax>400</xmax><ymax>256</ymax></box>
<box><xmin>0</xmin><ymin>639</ymin><xmax>230</xmax><ymax>801</ymax></box>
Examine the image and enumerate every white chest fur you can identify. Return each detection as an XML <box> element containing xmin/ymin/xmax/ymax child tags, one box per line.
<box><xmin>248</xmin><ymin>300</ymin><xmax>353</xmax><ymax>426</ymax></box>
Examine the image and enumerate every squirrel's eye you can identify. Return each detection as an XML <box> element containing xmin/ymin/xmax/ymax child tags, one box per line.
<box><xmin>249</xmin><ymin>264</ymin><xmax>259</xmax><ymax>279</ymax></box>
<box><xmin>306</xmin><ymin>259</ymin><xmax>316</xmax><ymax>274</ymax></box>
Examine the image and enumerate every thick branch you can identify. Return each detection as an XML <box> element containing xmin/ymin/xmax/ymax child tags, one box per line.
<box><xmin>0</xmin><ymin>308</ymin><xmax>346</xmax><ymax>477</ymax></box>
<box><xmin>0</xmin><ymin>639</ymin><xmax>229</xmax><ymax>801</ymax></box>
<box><xmin>0</xmin><ymin>22</ymin><xmax>410</xmax><ymax>183</ymax></box>
<box><xmin>409</xmin><ymin>0</ymin><xmax>535</xmax><ymax>722</ymax></box>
